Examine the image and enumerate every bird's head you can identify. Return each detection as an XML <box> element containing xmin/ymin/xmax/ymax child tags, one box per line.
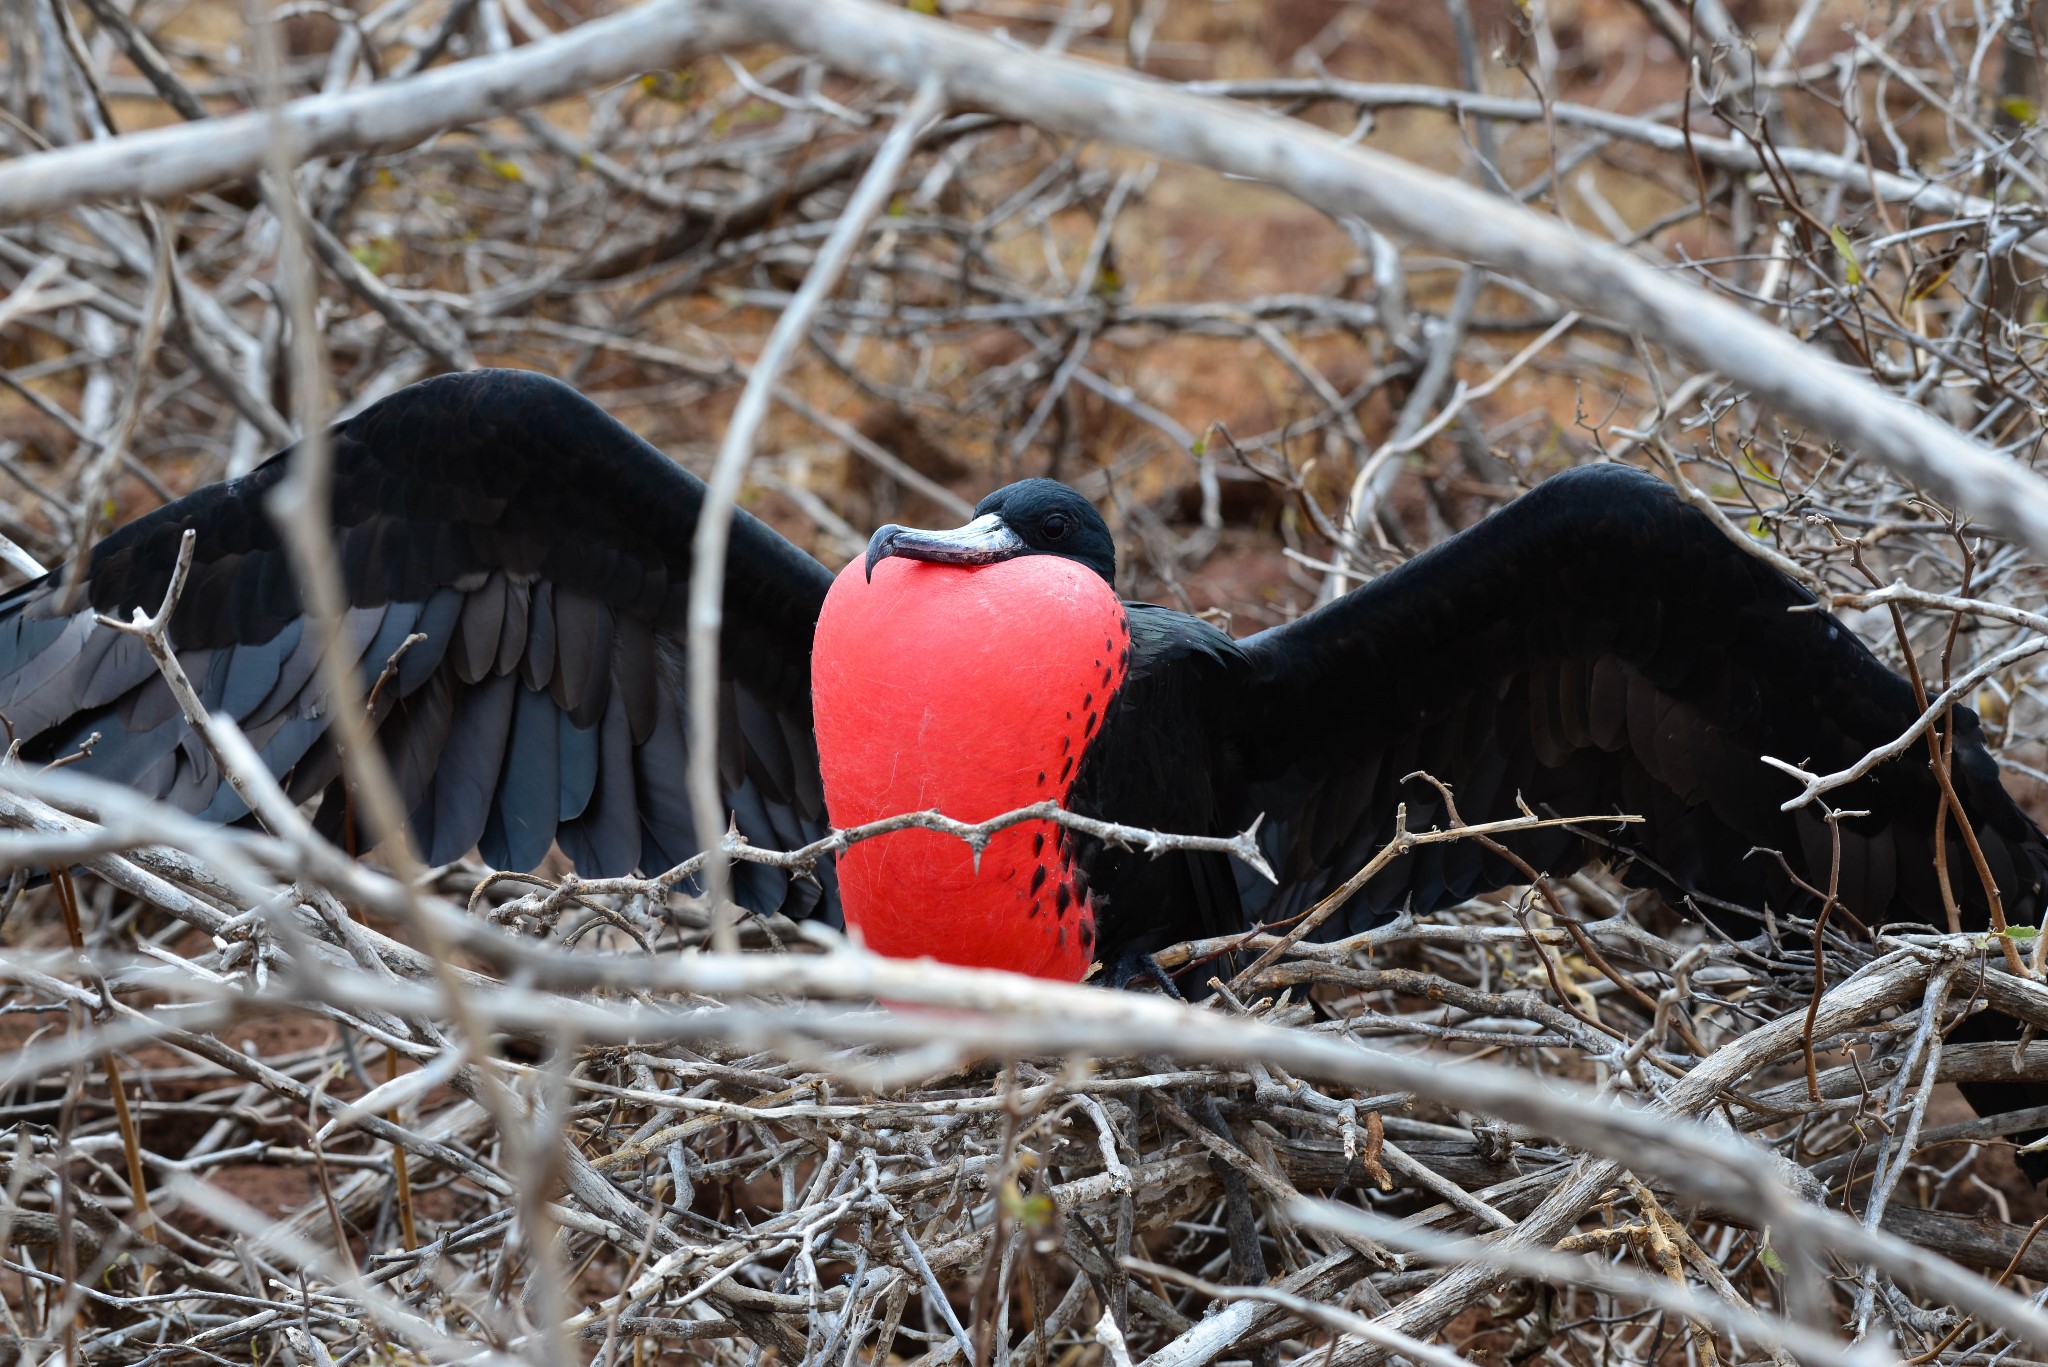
<box><xmin>864</xmin><ymin>479</ymin><xmax>1116</xmax><ymax>586</ymax></box>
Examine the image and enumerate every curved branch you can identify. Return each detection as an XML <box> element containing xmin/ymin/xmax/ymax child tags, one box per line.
<box><xmin>1764</xmin><ymin>634</ymin><xmax>2048</xmax><ymax>810</ymax></box>
<box><xmin>720</xmin><ymin>0</ymin><xmax>2048</xmax><ymax>560</ymax></box>
<box><xmin>7</xmin><ymin>0</ymin><xmax>2048</xmax><ymax>554</ymax></box>
<box><xmin>0</xmin><ymin>0</ymin><xmax>746</xmax><ymax>223</ymax></box>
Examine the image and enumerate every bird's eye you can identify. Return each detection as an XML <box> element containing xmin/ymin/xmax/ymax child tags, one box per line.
<box><xmin>1041</xmin><ymin>512</ymin><xmax>1071</xmax><ymax>540</ymax></box>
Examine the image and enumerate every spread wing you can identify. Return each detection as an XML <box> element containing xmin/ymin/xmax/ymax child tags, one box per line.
<box><xmin>0</xmin><ymin>369</ymin><xmax>837</xmax><ymax>919</ymax></box>
<box><xmin>1232</xmin><ymin>463</ymin><xmax>2048</xmax><ymax>939</ymax></box>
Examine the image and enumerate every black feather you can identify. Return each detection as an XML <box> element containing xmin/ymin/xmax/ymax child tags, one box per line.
<box><xmin>218</xmin><ymin>622</ymin><xmax>300</xmax><ymax>718</ymax></box>
<box><xmin>401</xmin><ymin>588</ymin><xmax>462</xmax><ymax>695</ymax></box>
<box><xmin>429</xmin><ymin>671</ymin><xmax>519</xmax><ymax>865</ymax></box>
<box><xmin>556</xmin><ymin>688</ymin><xmax>640</xmax><ymax>876</ymax></box>
<box><xmin>482</xmin><ymin>683</ymin><xmax>558</xmax><ymax>871</ymax></box>
<box><xmin>559</xmin><ymin>710</ymin><xmax>599</xmax><ymax>823</ymax></box>
<box><xmin>635</xmin><ymin>693</ymin><xmax>697</xmax><ymax>874</ymax></box>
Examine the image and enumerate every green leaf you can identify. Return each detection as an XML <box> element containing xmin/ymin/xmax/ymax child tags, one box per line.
<box><xmin>1000</xmin><ymin>1180</ymin><xmax>1055</xmax><ymax>1227</ymax></box>
<box><xmin>2003</xmin><ymin>94</ymin><xmax>2038</xmax><ymax>125</ymax></box>
<box><xmin>349</xmin><ymin>236</ymin><xmax>398</xmax><ymax>276</ymax></box>
<box><xmin>1757</xmin><ymin>1243</ymin><xmax>1785</xmax><ymax>1273</ymax></box>
<box><xmin>1827</xmin><ymin>225</ymin><xmax>1863</xmax><ymax>286</ymax></box>
<box><xmin>2005</xmin><ymin>925</ymin><xmax>2040</xmax><ymax>941</ymax></box>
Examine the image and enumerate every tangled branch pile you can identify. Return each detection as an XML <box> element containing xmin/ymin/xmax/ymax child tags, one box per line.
<box><xmin>11</xmin><ymin>0</ymin><xmax>2048</xmax><ymax>1364</ymax></box>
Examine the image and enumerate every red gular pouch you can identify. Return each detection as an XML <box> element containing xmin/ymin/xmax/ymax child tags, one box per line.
<box><xmin>812</xmin><ymin>554</ymin><xmax>1130</xmax><ymax>982</ymax></box>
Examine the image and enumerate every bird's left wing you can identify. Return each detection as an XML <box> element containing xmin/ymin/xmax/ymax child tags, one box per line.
<box><xmin>0</xmin><ymin>369</ymin><xmax>837</xmax><ymax>919</ymax></box>
<box><xmin>1230</xmin><ymin>463</ymin><xmax>2047</xmax><ymax>939</ymax></box>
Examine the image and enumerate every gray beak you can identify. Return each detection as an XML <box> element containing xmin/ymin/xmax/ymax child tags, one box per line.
<box><xmin>864</xmin><ymin>513</ymin><xmax>1027</xmax><ymax>581</ymax></box>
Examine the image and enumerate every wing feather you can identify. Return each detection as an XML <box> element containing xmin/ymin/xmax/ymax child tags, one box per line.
<box><xmin>1231</xmin><ymin>464</ymin><xmax>2048</xmax><ymax>940</ymax></box>
<box><xmin>495</xmin><ymin>579</ymin><xmax>530</xmax><ymax>680</ymax></box>
<box><xmin>551</xmin><ymin>591</ymin><xmax>611</xmax><ymax>727</ymax></box>
<box><xmin>635</xmin><ymin>691</ymin><xmax>697</xmax><ymax>874</ymax></box>
<box><xmin>455</xmin><ymin>574</ymin><xmax>506</xmax><ymax>684</ymax></box>
<box><xmin>0</xmin><ymin>613</ymin><xmax>92</xmax><ymax>710</ymax></box>
<box><xmin>481</xmin><ymin>682</ymin><xmax>558</xmax><ymax>871</ymax></box>
<box><xmin>390</xmin><ymin>672</ymin><xmax>456</xmax><ymax>831</ymax></box>
<box><xmin>400</xmin><ymin>588</ymin><xmax>462</xmax><ymax>695</ymax></box>
<box><xmin>218</xmin><ymin>625</ymin><xmax>296</xmax><ymax>718</ymax></box>
<box><xmin>556</xmin><ymin>686</ymin><xmax>640</xmax><ymax>876</ymax></box>
<box><xmin>523</xmin><ymin>581</ymin><xmax>556</xmax><ymax>692</ymax></box>
<box><xmin>559</xmin><ymin>711</ymin><xmax>600</xmax><ymax>822</ymax></box>
<box><xmin>430</xmin><ymin>671</ymin><xmax>519</xmax><ymax>865</ymax></box>
<box><xmin>0</xmin><ymin>370</ymin><xmax>833</xmax><ymax>919</ymax></box>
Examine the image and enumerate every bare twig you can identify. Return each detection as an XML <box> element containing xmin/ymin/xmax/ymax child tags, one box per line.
<box><xmin>688</xmin><ymin>79</ymin><xmax>946</xmax><ymax>952</ymax></box>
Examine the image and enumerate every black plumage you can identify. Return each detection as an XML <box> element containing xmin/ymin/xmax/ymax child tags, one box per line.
<box><xmin>0</xmin><ymin>368</ymin><xmax>833</xmax><ymax>920</ymax></box>
<box><xmin>3</xmin><ymin>369</ymin><xmax>2043</xmax><ymax>1039</ymax></box>
<box><xmin>1007</xmin><ymin>464</ymin><xmax>2044</xmax><ymax>973</ymax></box>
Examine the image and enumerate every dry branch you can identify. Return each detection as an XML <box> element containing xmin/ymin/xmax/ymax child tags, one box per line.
<box><xmin>0</xmin><ymin>0</ymin><xmax>748</xmax><ymax>221</ymax></box>
<box><xmin>6</xmin><ymin>0</ymin><xmax>2048</xmax><ymax>557</ymax></box>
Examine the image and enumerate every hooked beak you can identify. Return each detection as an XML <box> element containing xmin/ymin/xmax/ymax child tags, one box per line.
<box><xmin>864</xmin><ymin>513</ymin><xmax>1027</xmax><ymax>581</ymax></box>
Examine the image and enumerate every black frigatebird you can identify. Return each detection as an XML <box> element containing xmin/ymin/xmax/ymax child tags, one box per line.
<box><xmin>2</xmin><ymin>369</ymin><xmax>2044</xmax><ymax>1093</ymax></box>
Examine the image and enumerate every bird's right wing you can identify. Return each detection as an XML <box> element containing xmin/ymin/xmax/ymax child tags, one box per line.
<box><xmin>1230</xmin><ymin>463</ymin><xmax>2047</xmax><ymax>939</ymax></box>
<box><xmin>0</xmin><ymin>369</ymin><xmax>838</xmax><ymax>919</ymax></box>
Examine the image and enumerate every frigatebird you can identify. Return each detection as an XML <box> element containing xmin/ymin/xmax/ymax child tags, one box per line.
<box><xmin>2</xmin><ymin>368</ymin><xmax>2043</xmax><ymax>996</ymax></box>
